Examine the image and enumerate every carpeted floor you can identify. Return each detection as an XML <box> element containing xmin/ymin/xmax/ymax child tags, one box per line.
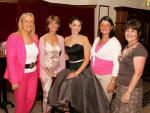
<box><xmin>1</xmin><ymin>80</ymin><xmax>150</xmax><ymax>113</ymax></box>
<box><xmin>143</xmin><ymin>90</ymin><xmax>150</xmax><ymax>107</ymax></box>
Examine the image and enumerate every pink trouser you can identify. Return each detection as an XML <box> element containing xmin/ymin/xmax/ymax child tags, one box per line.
<box><xmin>14</xmin><ymin>71</ymin><xmax>38</xmax><ymax>113</ymax></box>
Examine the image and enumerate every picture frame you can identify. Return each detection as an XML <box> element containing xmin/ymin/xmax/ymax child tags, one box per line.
<box><xmin>98</xmin><ymin>5</ymin><xmax>109</xmax><ymax>21</ymax></box>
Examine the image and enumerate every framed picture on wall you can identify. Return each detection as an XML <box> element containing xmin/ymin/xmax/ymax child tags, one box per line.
<box><xmin>98</xmin><ymin>5</ymin><xmax>109</xmax><ymax>21</ymax></box>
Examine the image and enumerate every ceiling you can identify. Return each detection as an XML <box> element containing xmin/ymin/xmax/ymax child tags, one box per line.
<box><xmin>0</xmin><ymin>0</ymin><xmax>42</xmax><ymax>3</ymax></box>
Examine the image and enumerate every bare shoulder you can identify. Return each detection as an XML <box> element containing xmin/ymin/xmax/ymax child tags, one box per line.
<box><xmin>79</xmin><ymin>35</ymin><xmax>89</xmax><ymax>43</ymax></box>
<box><xmin>79</xmin><ymin>35</ymin><xmax>87</xmax><ymax>40</ymax></box>
<box><xmin>64</xmin><ymin>36</ymin><xmax>71</xmax><ymax>44</ymax></box>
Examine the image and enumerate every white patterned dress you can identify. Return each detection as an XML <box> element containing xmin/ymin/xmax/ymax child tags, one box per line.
<box><xmin>40</xmin><ymin>42</ymin><xmax>61</xmax><ymax>113</ymax></box>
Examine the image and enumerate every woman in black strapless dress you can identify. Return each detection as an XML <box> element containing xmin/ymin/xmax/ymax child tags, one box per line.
<box><xmin>48</xmin><ymin>16</ymin><xmax>109</xmax><ymax>113</ymax></box>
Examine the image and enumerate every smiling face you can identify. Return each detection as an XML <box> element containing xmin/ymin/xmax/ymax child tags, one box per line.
<box><xmin>46</xmin><ymin>15</ymin><xmax>60</xmax><ymax>33</ymax></box>
<box><xmin>99</xmin><ymin>20</ymin><xmax>113</xmax><ymax>36</ymax></box>
<box><xmin>48</xmin><ymin>20</ymin><xmax>59</xmax><ymax>33</ymax></box>
<box><xmin>18</xmin><ymin>12</ymin><xmax>35</xmax><ymax>35</ymax></box>
<box><xmin>125</xmin><ymin>28</ymin><xmax>138</xmax><ymax>43</ymax></box>
<box><xmin>21</xmin><ymin>15</ymin><xmax>34</xmax><ymax>33</ymax></box>
<box><xmin>125</xmin><ymin>19</ymin><xmax>141</xmax><ymax>44</ymax></box>
<box><xmin>69</xmin><ymin>19</ymin><xmax>82</xmax><ymax>35</ymax></box>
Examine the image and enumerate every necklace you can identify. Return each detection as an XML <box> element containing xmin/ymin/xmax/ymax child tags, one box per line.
<box><xmin>127</xmin><ymin>41</ymin><xmax>138</xmax><ymax>48</ymax></box>
<box><xmin>119</xmin><ymin>42</ymin><xmax>139</xmax><ymax>61</ymax></box>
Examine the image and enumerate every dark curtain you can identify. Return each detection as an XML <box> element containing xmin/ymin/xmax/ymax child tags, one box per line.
<box><xmin>0</xmin><ymin>1</ymin><xmax>95</xmax><ymax>44</ymax></box>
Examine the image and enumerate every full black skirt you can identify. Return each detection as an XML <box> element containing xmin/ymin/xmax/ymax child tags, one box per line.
<box><xmin>48</xmin><ymin>67</ymin><xmax>109</xmax><ymax>113</ymax></box>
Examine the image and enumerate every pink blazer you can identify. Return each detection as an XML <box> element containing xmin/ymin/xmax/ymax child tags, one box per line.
<box><xmin>4</xmin><ymin>33</ymin><xmax>40</xmax><ymax>84</ymax></box>
<box><xmin>39</xmin><ymin>34</ymin><xmax>66</xmax><ymax>79</ymax></box>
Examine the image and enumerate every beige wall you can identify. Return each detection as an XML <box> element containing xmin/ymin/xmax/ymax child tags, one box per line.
<box><xmin>0</xmin><ymin>0</ymin><xmax>17</xmax><ymax>3</ymax></box>
<box><xmin>45</xmin><ymin>0</ymin><xmax>150</xmax><ymax>37</ymax></box>
<box><xmin>97</xmin><ymin>0</ymin><xmax>150</xmax><ymax>37</ymax></box>
<box><xmin>44</xmin><ymin>0</ymin><xmax>97</xmax><ymax>5</ymax></box>
<box><xmin>109</xmin><ymin>0</ymin><xmax>149</xmax><ymax>24</ymax></box>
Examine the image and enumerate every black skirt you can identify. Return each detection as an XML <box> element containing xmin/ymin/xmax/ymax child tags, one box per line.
<box><xmin>48</xmin><ymin>66</ymin><xmax>109</xmax><ymax>113</ymax></box>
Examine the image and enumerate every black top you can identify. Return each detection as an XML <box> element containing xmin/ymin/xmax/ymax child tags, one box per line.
<box><xmin>49</xmin><ymin>44</ymin><xmax>109</xmax><ymax>113</ymax></box>
<box><xmin>65</xmin><ymin>44</ymin><xmax>84</xmax><ymax>61</ymax></box>
<box><xmin>65</xmin><ymin>44</ymin><xmax>84</xmax><ymax>70</ymax></box>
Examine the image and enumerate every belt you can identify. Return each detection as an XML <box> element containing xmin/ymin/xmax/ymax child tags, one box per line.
<box><xmin>69</xmin><ymin>59</ymin><xmax>84</xmax><ymax>63</ymax></box>
<box><xmin>25</xmin><ymin>62</ymin><xmax>36</xmax><ymax>69</ymax></box>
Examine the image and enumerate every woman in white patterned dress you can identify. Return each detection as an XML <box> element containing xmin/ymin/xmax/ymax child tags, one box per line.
<box><xmin>39</xmin><ymin>15</ymin><xmax>66</xmax><ymax>113</ymax></box>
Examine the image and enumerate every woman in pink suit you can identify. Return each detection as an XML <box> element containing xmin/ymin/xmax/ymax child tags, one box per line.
<box><xmin>4</xmin><ymin>12</ymin><xmax>40</xmax><ymax>113</ymax></box>
<box><xmin>39</xmin><ymin>15</ymin><xmax>65</xmax><ymax>113</ymax></box>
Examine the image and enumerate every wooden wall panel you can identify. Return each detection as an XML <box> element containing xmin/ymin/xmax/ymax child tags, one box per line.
<box><xmin>115</xmin><ymin>6</ymin><xmax>150</xmax><ymax>77</ymax></box>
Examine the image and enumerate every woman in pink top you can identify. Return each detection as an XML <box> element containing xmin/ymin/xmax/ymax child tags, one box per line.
<box><xmin>4</xmin><ymin>12</ymin><xmax>40</xmax><ymax>113</ymax></box>
<box><xmin>39</xmin><ymin>15</ymin><xmax>66</xmax><ymax>113</ymax></box>
<box><xmin>91</xmin><ymin>16</ymin><xmax>121</xmax><ymax>103</ymax></box>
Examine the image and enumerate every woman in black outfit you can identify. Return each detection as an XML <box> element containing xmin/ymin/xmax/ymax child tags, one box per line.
<box><xmin>48</xmin><ymin>16</ymin><xmax>109</xmax><ymax>113</ymax></box>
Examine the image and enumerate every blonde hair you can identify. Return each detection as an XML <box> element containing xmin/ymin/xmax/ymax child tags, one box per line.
<box><xmin>46</xmin><ymin>15</ymin><xmax>60</xmax><ymax>31</ymax></box>
<box><xmin>18</xmin><ymin>12</ymin><xmax>35</xmax><ymax>37</ymax></box>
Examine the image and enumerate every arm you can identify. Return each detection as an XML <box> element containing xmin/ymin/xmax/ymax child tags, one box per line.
<box><xmin>128</xmin><ymin>57</ymin><xmax>146</xmax><ymax>92</ymax></box>
<box><xmin>111</xmin><ymin>40</ymin><xmax>122</xmax><ymax>77</ymax></box>
<box><xmin>6</xmin><ymin>35</ymin><xmax>19</xmax><ymax>90</ymax></box>
<box><xmin>107</xmin><ymin>39</ymin><xmax>122</xmax><ymax>92</ymax></box>
<box><xmin>75</xmin><ymin>36</ymin><xmax>91</xmax><ymax>75</ymax></box>
<box><xmin>64</xmin><ymin>37</ymin><xmax>69</xmax><ymax>60</ymax></box>
<box><xmin>121</xmin><ymin>56</ymin><xmax>147</xmax><ymax>103</ymax></box>
<box><xmin>57</xmin><ymin>35</ymin><xmax>66</xmax><ymax>73</ymax></box>
<box><xmin>33</xmin><ymin>34</ymin><xmax>40</xmax><ymax>78</ymax></box>
<box><xmin>90</xmin><ymin>37</ymin><xmax>99</xmax><ymax>60</ymax></box>
<box><xmin>39</xmin><ymin>37</ymin><xmax>46</xmax><ymax>68</ymax></box>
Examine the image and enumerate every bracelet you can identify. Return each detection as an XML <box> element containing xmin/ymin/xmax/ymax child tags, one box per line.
<box><xmin>127</xmin><ymin>88</ymin><xmax>132</xmax><ymax>94</ymax></box>
<box><xmin>111</xmin><ymin>80</ymin><xmax>116</xmax><ymax>84</ymax></box>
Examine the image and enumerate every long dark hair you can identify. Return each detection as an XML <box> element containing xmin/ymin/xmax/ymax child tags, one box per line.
<box><xmin>98</xmin><ymin>16</ymin><xmax>115</xmax><ymax>39</ymax></box>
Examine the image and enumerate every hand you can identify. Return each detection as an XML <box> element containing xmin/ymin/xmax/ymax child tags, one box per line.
<box><xmin>67</xmin><ymin>72</ymin><xmax>78</xmax><ymax>79</ymax></box>
<box><xmin>12</xmin><ymin>83</ymin><xmax>19</xmax><ymax>90</ymax></box>
<box><xmin>121</xmin><ymin>91</ymin><xmax>131</xmax><ymax>103</ymax></box>
<box><xmin>43</xmin><ymin>67</ymin><xmax>56</xmax><ymax>77</ymax></box>
<box><xmin>107</xmin><ymin>82</ymin><xmax>116</xmax><ymax>93</ymax></box>
<box><xmin>47</xmin><ymin>71</ymin><xmax>56</xmax><ymax>77</ymax></box>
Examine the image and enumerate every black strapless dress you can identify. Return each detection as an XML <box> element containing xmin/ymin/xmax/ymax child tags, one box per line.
<box><xmin>48</xmin><ymin>44</ymin><xmax>109</xmax><ymax>113</ymax></box>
